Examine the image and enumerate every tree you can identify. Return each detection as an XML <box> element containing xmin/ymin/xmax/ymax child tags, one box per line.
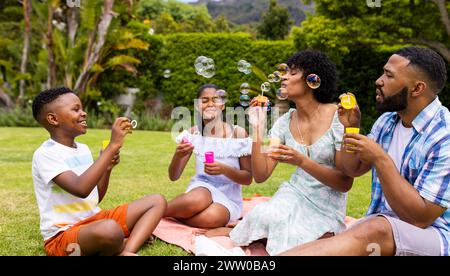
<box><xmin>18</xmin><ymin>0</ymin><xmax>31</xmax><ymax>104</ymax></box>
<box><xmin>74</xmin><ymin>0</ymin><xmax>116</xmax><ymax>93</ymax></box>
<box><xmin>214</xmin><ymin>15</ymin><xmax>230</xmax><ymax>33</ymax></box>
<box><xmin>257</xmin><ymin>0</ymin><xmax>292</xmax><ymax>40</ymax></box>
<box><xmin>296</xmin><ymin>0</ymin><xmax>450</xmax><ymax>63</ymax></box>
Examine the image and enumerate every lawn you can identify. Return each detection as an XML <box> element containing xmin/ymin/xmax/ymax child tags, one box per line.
<box><xmin>0</xmin><ymin>127</ymin><xmax>372</xmax><ymax>256</ymax></box>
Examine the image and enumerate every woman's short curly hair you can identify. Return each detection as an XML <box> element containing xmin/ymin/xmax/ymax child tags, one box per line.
<box><xmin>287</xmin><ymin>50</ymin><xmax>338</xmax><ymax>103</ymax></box>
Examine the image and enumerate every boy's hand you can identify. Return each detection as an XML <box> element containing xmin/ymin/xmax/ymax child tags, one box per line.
<box><xmin>338</xmin><ymin>93</ymin><xmax>361</xmax><ymax>128</ymax></box>
<box><xmin>175</xmin><ymin>142</ymin><xmax>194</xmax><ymax>158</ymax></box>
<box><xmin>204</xmin><ymin>162</ymin><xmax>227</xmax><ymax>175</ymax></box>
<box><xmin>99</xmin><ymin>150</ymin><xmax>121</xmax><ymax>170</ymax></box>
<box><xmin>110</xmin><ymin>117</ymin><xmax>132</xmax><ymax>150</ymax></box>
<box><xmin>108</xmin><ymin>152</ymin><xmax>120</xmax><ymax>170</ymax></box>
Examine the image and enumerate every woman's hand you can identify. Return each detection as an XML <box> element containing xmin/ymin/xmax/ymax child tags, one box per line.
<box><xmin>204</xmin><ymin>162</ymin><xmax>228</xmax><ymax>176</ymax></box>
<box><xmin>268</xmin><ymin>144</ymin><xmax>306</xmax><ymax>167</ymax></box>
<box><xmin>248</xmin><ymin>98</ymin><xmax>268</xmax><ymax>128</ymax></box>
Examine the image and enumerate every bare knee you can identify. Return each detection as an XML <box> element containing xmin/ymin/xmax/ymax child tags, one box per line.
<box><xmin>181</xmin><ymin>189</ymin><xmax>212</xmax><ymax>213</ymax></box>
<box><xmin>146</xmin><ymin>194</ymin><xmax>167</xmax><ymax>210</ymax></box>
<box><xmin>95</xmin><ymin>219</ymin><xmax>124</xmax><ymax>250</ymax></box>
<box><xmin>351</xmin><ymin>217</ymin><xmax>392</xmax><ymax>244</ymax></box>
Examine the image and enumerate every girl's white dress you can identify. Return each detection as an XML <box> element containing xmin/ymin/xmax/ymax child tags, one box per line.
<box><xmin>176</xmin><ymin>126</ymin><xmax>252</xmax><ymax>223</ymax></box>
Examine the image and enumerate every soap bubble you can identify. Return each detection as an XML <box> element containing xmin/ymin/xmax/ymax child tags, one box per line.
<box><xmin>163</xmin><ymin>69</ymin><xmax>171</xmax><ymax>79</ymax></box>
<box><xmin>306</xmin><ymin>74</ymin><xmax>321</xmax><ymax>89</ymax></box>
<box><xmin>268</xmin><ymin>74</ymin><xmax>276</xmax><ymax>83</ymax></box>
<box><xmin>201</xmin><ymin>65</ymin><xmax>215</xmax><ymax>78</ymax></box>
<box><xmin>237</xmin><ymin>60</ymin><xmax>252</xmax><ymax>74</ymax></box>
<box><xmin>215</xmin><ymin>89</ymin><xmax>227</xmax><ymax>104</ymax></box>
<box><xmin>194</xmin><ymin>56</ymin><xmax>215</xmax><ymax>78</ymax></box>
<box><xmin>276</xmin><ymin>88</ymin><xmax>289</xmax><ymax>100</ymax></box>
<box><xmin>194</xmin><ymin>56</ymin><xmax>208</xmax><ymax>74</ymax></box>
<box><xmin>239</xmin><ymin>94</ymin><xmax>251</xmax><ymax>107</ymax></box>
<box><xmin>261</xmin><ymin>82</ymin><xmax>271</xmax><ymax>93</ymax></box>
<box><xmin>240</xmin><ymin>83</ymin><xmax>250</xmax><ymax>95</ymax></box>
<box><xmin>277</xmin><ymin>63</ymin><xmax>289</xmax><ymax>76</ymax></box>
<box><xmin>272</xmin><ymin>71</ymin><xmax>282</xmax><ymax>82</ymax></box>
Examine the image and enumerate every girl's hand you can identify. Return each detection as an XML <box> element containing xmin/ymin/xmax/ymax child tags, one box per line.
<box><xmin>204</xmin><ymin>162</ymin><xmax>228</xmax><ymax>175</ymax></box>
<box><xmin>268</xmin><ymin>144</ymin><xmax>306</xmax><ymax>167</ymax></box>
<box><xmin>174</xmin><ymin>142</ymin><xmax>194</xmax><ymax>158</ymax></box>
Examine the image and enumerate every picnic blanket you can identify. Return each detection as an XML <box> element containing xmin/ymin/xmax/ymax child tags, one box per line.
<box><xmin>153</xmin><ymin>195</ymin><xmax>359</xmax><ymax>256</ymax></box>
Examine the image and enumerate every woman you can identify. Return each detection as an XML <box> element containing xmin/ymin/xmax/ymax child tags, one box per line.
<box><xmin>206</xmin><ymin>50</ymin><xmax>354</xmax><ymax>255</ymax></box>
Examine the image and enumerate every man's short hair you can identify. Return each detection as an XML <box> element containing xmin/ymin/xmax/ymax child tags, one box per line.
<box><xmin>395</xmin><ymin>47</ymin><xmax>447</xmax><ymax>94</ymax></box>
<box><xmin>32</xmin><ymin>87</ymin><xmax>74</xmax><ymax>121</ymax></box>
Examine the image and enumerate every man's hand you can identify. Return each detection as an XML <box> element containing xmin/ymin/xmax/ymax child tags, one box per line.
<box><xmin>344</xmin><ymin>133</ymin><xmax>386</xmax><ymax>165</ymax></box>
<box><xmin>338</xmin><ymin>93</ymin><xmax>361</xmax><ymax>128</ymax></box>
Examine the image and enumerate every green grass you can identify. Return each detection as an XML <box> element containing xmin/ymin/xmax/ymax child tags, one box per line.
<box><xmin>0</xmin><ymin>127</ymin><xmax>372</xmax><ymax>256</ymax></box>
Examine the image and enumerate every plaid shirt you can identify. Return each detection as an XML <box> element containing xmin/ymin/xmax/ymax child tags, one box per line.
<box><xmin>367</xmin><ymin>97</ymin><xmax>450</xmax><ymax>256</ymax></box>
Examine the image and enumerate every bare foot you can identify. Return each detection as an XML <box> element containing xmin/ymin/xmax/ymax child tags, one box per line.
<box><xmin>204</xmin><ymin>227</ymin><xmax>232</xmax><ymax>238</ymax></box>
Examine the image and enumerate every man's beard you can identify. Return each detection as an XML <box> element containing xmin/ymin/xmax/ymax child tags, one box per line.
<box><xmin>376</xmin><ymin>87</ymin><xmax>408</xmax><ymax>113</ymax></box>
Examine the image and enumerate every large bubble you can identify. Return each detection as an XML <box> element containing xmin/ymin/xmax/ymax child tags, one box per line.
<box><xmin>276</xmin><ymin>88</ymin><xmax>288</xmax><ymax>100</ymax></box>
<box><xmin>306</xmin><ymin>74</ymin><xmax>321</xmax><ymax>89</ymax></box>
<box><xmin>277</xmin><ymin>63</ymin><xmax>289</xmax><ymax>76</ymax></box>
<box><xmin>237</xmin><ymin>60</ymin><xmax>252</xmax><ymax>75</ymax></box>
<box><xmin>194</xmin><ymin>56</ymin><xmax>216</xmax><ymax>78</ymax></box>
<box><xmin>239</xmin><ymin>94</ymin><xmax>250</xmax><ymax>107</ymax></box>
<box><xmin>272</xmin><ymin>71</ymin><xmax>282</xmax><ymax>82</ymax></box>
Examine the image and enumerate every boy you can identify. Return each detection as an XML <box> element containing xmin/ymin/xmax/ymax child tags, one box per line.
<box><xmin>31</xmin><ymin>87</ymin><xmax>166</xmax><ymax>256</ymax></box>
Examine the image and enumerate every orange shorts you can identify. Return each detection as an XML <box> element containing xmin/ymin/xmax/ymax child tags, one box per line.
<box><xmin>44</xmin><ymin>204</ymin><xmax>130</xmax><ymax>256</ymax></box>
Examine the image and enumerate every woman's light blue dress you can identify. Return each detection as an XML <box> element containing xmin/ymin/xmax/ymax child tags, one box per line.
<box><xmin>229</xmin><ymin>109</ymin><xmax>347</xmax><ymax>255</ymax></box>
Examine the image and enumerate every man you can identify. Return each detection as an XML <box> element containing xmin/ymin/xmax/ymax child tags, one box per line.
<box><xmin>280</xmin><ymin>47</ymin><xmax>450</xmax><ymax>256</ymax></box>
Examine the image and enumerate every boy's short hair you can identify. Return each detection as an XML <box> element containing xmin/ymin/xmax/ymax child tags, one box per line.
<box><xmin>32</xmin><ymin>87</ymin><xmax>74</xmax><ymax>122</ymax></box>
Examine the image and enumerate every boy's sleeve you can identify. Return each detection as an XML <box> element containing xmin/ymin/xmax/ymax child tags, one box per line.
<box><xmin>35</xmin><ymin>150</ymin><xmax>71</xmax><ymax>186</ymax></box>
<box><xmin>415</xmin><ymin>138</ymin><xmax>450</xmax><ymax>209</ymax></box>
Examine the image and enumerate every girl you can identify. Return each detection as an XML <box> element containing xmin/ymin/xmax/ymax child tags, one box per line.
<box><xmin>206</xmin><ymin>51</ymin><xmax>354</xmax><ymax>255</ymax></box>
<box><xmin>165</xmin><ymin>84</ymin><xmax>252</xmax><ymax>228</ymax></box>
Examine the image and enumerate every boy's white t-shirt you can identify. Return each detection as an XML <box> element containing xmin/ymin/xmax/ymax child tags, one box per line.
<box><xmin>32</xmin><ymin>139</ymin><xmax>101</xmax><ymax>241</ymax></box>
<box><xmin>383</xmin><ymin>120</ymin><xmax>414</xmax><ymax>211</ymax></box>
